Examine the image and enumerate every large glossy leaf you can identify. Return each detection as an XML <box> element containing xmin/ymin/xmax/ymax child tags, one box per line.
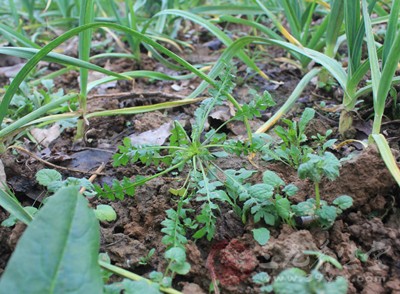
<box><xmin>0</xmin><ymin>186</ymin><xmax>103</xmax><ymax>294</ymax></box>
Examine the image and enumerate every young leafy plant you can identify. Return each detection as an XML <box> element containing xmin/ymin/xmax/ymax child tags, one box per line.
<box><xmin>240</xmin><ymin>170</ymin><xmax>298</xmax><ymax>227</ymax></box>
<box><xmin>293</xmin><ymin>152</ymin><xmax>353</xmax><ymax>228</ymax></box>
<box><xmin>253</xmin><ymin>251</ymin><xmax>348</xmax><ymax>294</ymax></box>
<box><xmin>96</xmin><ymin>66</ymin><xmax>274</xmax><ymax>242</ymax></box>
<box><xmin>261</xmin><ymin>108</ymin><xmax>316</xmax><ymax>169</ymax></box>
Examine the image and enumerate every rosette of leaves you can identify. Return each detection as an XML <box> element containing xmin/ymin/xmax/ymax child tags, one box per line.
<box><xmin>95</xmin><ymin>66</ymin><xmax>276</xmax><ymax>242</ymax></box>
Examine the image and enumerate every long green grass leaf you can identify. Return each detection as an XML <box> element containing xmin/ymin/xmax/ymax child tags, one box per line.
<box><xmin>0</xmin><ymin>189</ymin><xmax>33</xmax><ymax>225</ymax></box>
<box><xmin>382</xmin><ymin>0</ymin><xmax>400</xmax><ymax>67</ymax></box>
<box><xmin>256</xmin><ymin>68</ymin><xmax>320</xmax><ymax>133</ymax></box>
<box><xmin>190</xmin><ymin>5</ymin><xmax>262</xmax><ymax>15</ymax></box>
<box><xmin>0</xmin><ymin>94</ymin><xmax>78</xmax><ymax>140</ymax></box>
<box><xmin>0</xmin><ymin>22</ymin><xmax>223</xmax><ymax>129</ymax></box>
<box><xmin>372</xmin><ymin>134</ymin><xmax>400</xmax><ymax>186</ymax></box>
<box><xmin>151</xmin><ymin>9</ymin><xmax>269</xmax><ymax>80</ymax></box>
<box><xmin>0</xmin><ymin>47</ymin><xmax>128</xmax><ymax>80</ymax></box>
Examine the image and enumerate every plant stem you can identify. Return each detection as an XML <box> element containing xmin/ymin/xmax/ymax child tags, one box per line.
<box><xmin>315</xmin><ymin>181</ymin><xmax>321</xmax><ymax>209</ymax></box>
<box><xmin>98</xmin><ymin>260</ymin><xmax>182</xmax><ymax>294</ymax></box>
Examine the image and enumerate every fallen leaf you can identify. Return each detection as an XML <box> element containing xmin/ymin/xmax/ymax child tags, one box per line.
<box><xmin>0</xmin><ymin>159</ymin><xmax>7</xmax><ymax>190</ymax></box>
<box><xmin>30</xmin><ymin>124</ymin><xmax>61</xmax><ymax>147</ymax></box>
<box><xmin>129</xmin><ymin>122</ymin><xmax>172</xmax><ymax>145</ymax></box>
<box><xmin>0</xmin><ymin>63</ymin><xmax>26</xmax><ymax>77</ymax></box>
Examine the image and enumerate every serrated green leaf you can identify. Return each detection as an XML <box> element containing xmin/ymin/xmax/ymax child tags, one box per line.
<box><xmin>316</xmin><ymin>205</ymin><xmax>337</xmax><ymax>228</ymax></box>
<box><xmin>252</xmin><ymin>272</ymin><xmax>271</xmax><ymax>285</ymax></box>
<box><xmin>252</xmin><ymin>227</ymin><xmax>270</xmax><ymax>245</ymax></box>
<box><xmin>36</xmin><ymin>169</ymin><xmax>62</xmax><ymax>187</ymax></box>
<box><xmin>292</xmin><ymin>199</ymin><xmax>316</xmax><ymax>216</ymax></box>
<box><xmin>332</xmin><ymin>195</ymin><xmax>353</xmax><ymax>210</ymax></box>
<box><xmin>248</xmin><ymin>184</ymin><xmax>274</xmax><ymax>199</ymax></box>
<box><xmin>165</xmin><ymin>247</ymin><xmax>186</xmax><ymax>264</ymax></box>
<box><xmin>276</xmin><ymin>198</ymin><xmax>291</xmax><ymax>220</ymax></box>
<box><xmin>262</xmin><ymin>170</ymin><xmax>285</xmax><ymax>187</ymax></box>
<box><xmin>282</xmin><ymin>184</ymin><xmax>298</xmax><ymax>197</ymax></box>
<box><xmin>94</xmin><ymin>205</ymin><xmax>117</xmax><ymax>222</ymax></box>
<box><xmin>298</xmin><ymin>108</ymin><xmax>315</xmax><ymax>134</ymax></box>
<box><xmin>0</xmin><ymin>186</ymin><xmax>102</xmax><ymax>293</ymax></box>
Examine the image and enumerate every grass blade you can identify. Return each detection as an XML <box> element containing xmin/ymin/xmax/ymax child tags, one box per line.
<box><xmin>152</xmin><ymin>9</ymin><xmax>269</xmax><ymax>80</ymax></box>
<box><xmin>372</xmin><ymin>134</ymin><xmax>400</xmax><ymax>186</ymax></box>
<box><xmin>0</xmin><ymin>189</ymin><xmax>33</xmax><ymax>225</ymax></box>
<box><xmin>256</xmin><ymin>68</ymin><xmax>320</xmax><ymax>133</ymax></box>
<box><xmin>0</xmin><ymin>47</ymin><xmax>129</xmax><ymax>80</ymax></box>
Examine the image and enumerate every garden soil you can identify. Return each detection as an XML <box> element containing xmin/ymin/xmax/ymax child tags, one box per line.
<box><xmin>0</xmin><ymin>41</ymin><xmax>399</xmax><ymax>294</ymax></box>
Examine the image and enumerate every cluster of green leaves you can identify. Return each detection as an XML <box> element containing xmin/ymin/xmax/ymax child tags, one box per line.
<box><xmin>262</xmin><ymin>108</ymin><xmax>335</xmax><ymax>168</ymax></box>
<box><xmin>36</xmin><ymin>168</ymin><xmax>96</xmax><ymax>197</ymax></box>
<box><xmin>232</xmin><ymin>170</ymin><xmax>298</xmax><ymax>226</ymax></box>
<box><xmin>96</xmin><ymin>66</ymin><xmax>272</xmax><ymax>239</ymax></box>
<box><xmin>6</xmin><ymin>80</ymin><xmax>69</xmax><ymax>123</ymax></box>
<box><xmin>252</xmin><ymin>251</ymin><xmax>348</xmax><ymax>294</ymax></box>
<box><xmin>35</xmin><ymin>168</ymin><xmax>117</xmax><ymax>223</ymax></box>
<box><xmin>293</xmin><ymin>151</ymin><xmax>353</xmax><ymax>228</ymax></box>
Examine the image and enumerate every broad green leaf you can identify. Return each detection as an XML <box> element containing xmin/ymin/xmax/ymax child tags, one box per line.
<box><xmin>248</xmin><ymin>184</ymin><xmax>274</xmax><ymax>199</ymax></box>
<box><xmin>94</xmin><ymin>205</ymin><xmax>117</xmax><ymax>222</ymax></box>
<box><xmin>276</xmin><ymin>198</ymin><xmax>291</xmax><ymax>220</ymax></box>
<box><xmin>332</xmin><ymin>195</ymin><xmax>353</xmax><ymax>210</ymax></box>
<box><xmin>262</xmin><ymin>170</ymin><xmax>284</xmax><ymax>187</ymax></box>
<box><xmin>36</xmin><ymin>169</ymin><xmax>62</xmax><ymax>187</ymax></box>
<box><xmin>323</xmin><ymin>276</ymin><xmax>348</xmax><ymax>294</ymax></box>
<box><xmin>165</xmin><ymin>247</ymin><xmax>186</xmax><ymax>264</ymax></box>
<box><xmin>299</xmin><ymin>108</ymin><xmax>315</xmax><ymax>134</ymax></box>
<box><xmin>282</xmin><ymin>184</ymin><xmax>298</xmax><ymax>197</ymax></box>
<box><xmin>316</xmin><ymin>205</ymin><xmax>337</xmax><ymax>228</ymax></box>
<box><xmin>252</xmin><ymin>227</ymin><xmax>270</xmax><ymax>246</ymax></box>
<box><xmin>0</xmin><ymin>186</ymin><xmax>102</xmax><ymax>293</ymax></box>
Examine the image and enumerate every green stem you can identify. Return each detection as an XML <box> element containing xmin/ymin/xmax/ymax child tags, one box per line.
<box><xmin>315</xmin><ymin>182</ymin><xmax>321</xmax><ymax>209</ymax></box>
<box><xmin>98</xmin><ymin>260</ymin><xmax>182</xmax><ymax>294</ymax></box>
<box><xmin>108</xmin><ymin>159</ymin><xmax>189</xmax><ymax>195</ymax></box>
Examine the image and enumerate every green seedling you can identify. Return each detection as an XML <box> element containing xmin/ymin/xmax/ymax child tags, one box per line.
<box><xmin>293</xmin><ymin>152</ymin><xmax>353</xmax><ymax>228</ymax></box>
<box><xmin>97</xmin><ymin>67</ymin><xmax>274</xmax><ymax>242</ymax></box>
<box><xmin>240</xmin><ymin>170</ymin><xmax>298</xmax><ymax>227</ymax></box>
<box><xmin>262</xmin><ymin>108</ymin><xmax>315</xmax><ymax>169</ymax></box>
<box><xmin>253</xmin><ymin>251</ymin><xmax>348</xmax><ymax>294</ymax></box>
<box><xmin>138</xmin><ymin>248</ymin><xmax>156</xmax><ymax>266</ymax></box>
<box><xmin>35</xmin><ymin>168</ymin><xmax>117</xmax><ymax>222</ymax></box>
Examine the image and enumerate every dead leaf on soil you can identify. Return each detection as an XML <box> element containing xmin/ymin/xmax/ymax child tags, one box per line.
<box><xmin>30</xmin><ymin>124</ymin><xmax>61</xmax><ymax>148</ymax></box>
<box><xmin>209</xmin><ymin>105</ymin><xmax>235</xmax><ymax>122</ymax></box>
<box><xmin>129</xmin><ymin>122</ymin><xmax>172</xmax><ymax>146</ymax></box>
<box><xmin>0</xmin><ymin>159</ymin><xmax>7</xmax><ymax>190</ymax></box>
<box><xmin>0</xmin><ymin>63</ymin><xmax>26</xmax><ymax>77</ymax></box>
